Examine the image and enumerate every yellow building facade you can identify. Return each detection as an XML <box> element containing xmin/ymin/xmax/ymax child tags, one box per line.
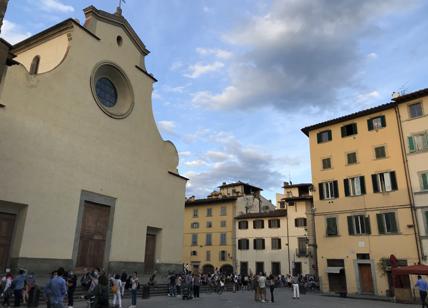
<box><xmin>183</xmin><ymin>182</ymin><xmax>271</xmax><ymax>274</ymax></box>
<box><xmin>302</xmin><ymin>104</ymin><xmax>419</xmax><ymax>296</ymax></box>
<box><xmin>395</xmin><ymin>89</ymin><xmax>428</xmax><ymax>262</ymax></box>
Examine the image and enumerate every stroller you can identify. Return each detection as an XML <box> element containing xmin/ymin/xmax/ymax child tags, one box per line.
<box><xmin>181</xmin><ymin>284</ymin><xmax>193</xmax><ymax>300</ymax></box>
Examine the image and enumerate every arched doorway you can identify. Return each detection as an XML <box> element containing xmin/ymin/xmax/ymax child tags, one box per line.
<box><xmin>220</xmin><ymin>264</ymin><xmax>234</xmax><ymax>275</ymax></box>
<box><xmin>202</xmin><ymin>264</ymin><xmax>215</xmax><ymax>275</ymax></box>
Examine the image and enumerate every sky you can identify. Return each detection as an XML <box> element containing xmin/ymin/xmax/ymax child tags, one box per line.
<box><xmin>2</xmin><ymin>0</ymin><xmax>428</xmax><ymax>203</ymax></box>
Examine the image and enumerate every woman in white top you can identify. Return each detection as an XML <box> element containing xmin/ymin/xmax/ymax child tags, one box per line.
<box><xmin>111</xmin><ymin>274</ymin><xmax>122</xmax><ymax>308</ymax></box>
<box><xmin>1</xmin><ymin>273</ymin><xmax>13</xmax><ymax>307</ymax></box>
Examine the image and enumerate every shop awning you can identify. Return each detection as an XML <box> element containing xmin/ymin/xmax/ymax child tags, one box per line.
<box><xmin>326</xmin><ymin>267</ymin><xmax>343</xmax><ymax>274</ymax></box>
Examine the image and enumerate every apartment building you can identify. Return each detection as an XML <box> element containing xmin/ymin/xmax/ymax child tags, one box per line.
<box><xmin>302</xmin><ymin>103</ymin><xmax>419</xmax><ymax>296</ymax></box>
<box><xmin>235</xmin><ymin>210</ymin><xmax>288</xmax><ymax>276</ymax></box>
<box><xmin>183</xmin><ymin>182</ymin><xmax>274</xmax><ymax>274</ymax></box>
<box><xmin>395</xmin><ymin>89</ymin><xmax>428</xmax><ymax>261</ymax></box>
<box><xmin>277</xmin><ymin>182</ymin><xmax>317</xmax><ymax>276</ymax></box>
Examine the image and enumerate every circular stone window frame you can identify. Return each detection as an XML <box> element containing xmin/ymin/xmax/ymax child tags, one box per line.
<box><xmin>90</xmin><ymin>61</ymin><xmax>134</xmax><ymax>119</ymax></box>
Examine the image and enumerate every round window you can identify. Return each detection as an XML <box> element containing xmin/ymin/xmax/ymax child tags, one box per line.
<box><xmin>95</xmin><ymin>78</ymin><xmax>118</xmax><ymax>107</ymax></box>
<box><xmin>90</xmin><ymin>62</ymin><xmax>134</xmax><ymax>119</ymax></box>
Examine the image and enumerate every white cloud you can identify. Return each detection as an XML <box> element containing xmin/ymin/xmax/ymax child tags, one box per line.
<box><xmin>367</xmin><ymin>52</ymin><xmax>378</xmax><ymax>59</ymax></box>
<box><xmin>0</xmin><ymin>20</ymin><xmax>31</xmax><ymax>44</ymax></box>
<box><xmin>179</xmin><ymin>151</ymin><xmax>192</xmax><ymax>157</ymax></box>
<box><xmin>196</xmin><ymin>47</ymin><xmax>233</xmax><ymax>60</ymax></box>
<box><xmin>203</xmin><ymin>6</ymin><xmax>214</xmax><ymax>14</ymax></box>
<box><xmin>185</xmin><ymin>61</ymin><xmax>224</xmax><ymax>79</ymax></box>
<box><xmin>185</xmin><ymin>160</ymin><xmax>208</xmax><ymax>167</ymax></box>
<box><xmin>39</xmin><ymin>0</ymin><xmax>74</xmax><ymax>13</ymax></box>
<box><xmin>206</xmin><ymin>150</ymin><xmax>230</xmax><ymax>162</ymax></box>
<box><xmin>357</xmin><ymin>90</ymin><xmax>380</xmax><ymax>102</ymax></box>
<box><xmin>158</xmin><ymin>120</ymin><xmax>176</xmax><ymax>135</ymax></box>
<box><xmin>192</xmin><ymin>0</ymin><xmax>408</xmax><ymax>111</ymax></box>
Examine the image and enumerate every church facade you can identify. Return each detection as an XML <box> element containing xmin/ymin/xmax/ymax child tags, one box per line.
<box><xmin>0</xmin><ymin>6</ymin><xmax>186</xmax><ymax>274</ymax></box>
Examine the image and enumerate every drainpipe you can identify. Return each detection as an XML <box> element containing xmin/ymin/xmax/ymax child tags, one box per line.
<box><xmin>286</xmin><ymin>203</ymin><xmax>291</xmax><ymax>274</ymax></box>
<box><xmin>394</xmin><ymin>105</ymin><xmax>422</xmax><ymax>263</ymax></box>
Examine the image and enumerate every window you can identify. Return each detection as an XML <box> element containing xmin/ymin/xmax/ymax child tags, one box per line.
<box><xmin>220</xmin><ymin>207</ymin><xmax>227</xmax><ymax>216</ymax></box>
<box><xmin>191</xmin><ymin>222</ymin><xmax>199</xmax><ymax>229</ymax></box>
<box><xmin>341</xmin><ymin>123</ymin><xmax>358</xmax><ymax>137</ymax></box>
<box><xmin>318</xmin><ymin>181</ymin><xmax>339</xmax><ymax>200</ymax></box>
<box><xmin>409</xmin><ymin>102</ymin><xmax>423</xmax><ymax>118</ymax></box>
<box><xmin>347</xmin><ymin>215</ymin><xmax>371</xmax><ymax>235</ymax></box>
<box><xmin>268</xmin><ymin>219</ymin><xmax>280</xmax><ymax>228</ymax></box>
<box><xmin>295</xmin><ymin>218</ymin><xmax>307</xmax><ymax>227</ymax></box>
<box><xmin>219</xmin><ymin>250</ymin><xmax>227</xmax><ymax>261</ymax></box>
<box><xmin>96</xmin><ymin>78</ymin><xmax>118</xmax><ymax>107</ymax></box>
<box><xmin>347</xmin><ymin>152</ymin><xmax>357</xmax><ymax>165</ymax></box>
<box><xmin>326</xmin><ymin>217</ymin><xmax>338</xmax><ymax>236</ymax></box>
<box><xmin>253</xmin><ymin>220</ymin><xmax>264</xmax><ymax>229</ymax></box>
<box><xmin>375</xmin><ymin>146</ymin><xmax>386</xmax><ymax>159</ymax></box>
<box><xmin>220</xmin><ymin>233</ymin><xmax>227</xmax><ymax>245</ymax></box>
<box><xmin>372</xmin><ymin>171</ymin><xmax>398</xmax><ymax>193</ymax></box>
<box><xmin>420</xmin><ymin>172</ymin><xmax>428</xmax><ymax>191</ymax></box>
<box><xmin>368</xmin><ymin>115</ymin><xmax>386</xmax><ymax>130</ymax></box>
<box><xmin>344</xmin><ymin>176</ymin><xmax>366</xmax><ymax>196</ymax></box>
<box><xmin>271</xmin><ymin>238</ymin><xmax>281</xmax><ymax>250</ymax></box>
<box><xmin>297</xmin><ymin>237</ymin><xmax>307</xmax><ymax>256</ymax></box>
<box><xmin>408</xmin><ymin>133</ymin><xmax>428</xmax><ymax>153</ymax></box>
<box><xmin>206</xmin><ymin>221</ymin><xmax>212</xmax><ymax>228</ymax></box>
<box><xmin>205</xmin><ymin>233</ymin><xmax>212</xmax><ymax>246</ymax></box>
<box><xmin>191</xmin><ymin>250</ymin><xmax>197</xmax><ymax>256</ymax></box>
<box><xmin>238</xmin><ymin>239</ymin><xmax>249</xmax><ymax>250</ymax></box>
<box><xmin>193</xmin><ymin>209</ymin><xmax>198</xmax><ymax>217</ymax></box>
<box><xmin>220</xmin><ymin>220</ymin><xmax>226</xmax><ymax>228</ymax></box>
<box><xmin>271</xmin><ymin>262</ymin><xmax>281</xmax><ymax>276</ymax></box>
<box><xmin>191</xmin><ymin>234</ymin><xmax>198</xmax><ymax>246</ymax></box>
<box><xmin>376</xmin><ymin>212</ymin><xmax>398</xmax><ymax>234</ymax></box>
<box><xmin>253</xmin><ymin>238</ymin><xmax>265</xmax><ymax>250</ymax></box>
<box><xmin>206</xmin><ymin>208</ymin><xmax>212</xmax><ymax>217</ymax></box>
<box><xmin>255</xmin><ymin>262</ymin><xmax>264</xmax><ymax>274</ymax></box>
<box><xmin>30</xmin><ymin>55</ymin><xmax>40</xmax><ymax>75</ymax></box>
<box><xmin>238</xmin><ymin>221</ymin><xmax>248</xmax><ymax>229</ymax></box>
<box><xmin>317</xmin><ymin>130</ymin><xmax>332</xmax><ymax>143</ymax></box>
<box><xmin>322</xmin><ymin>158</ymin><xmax>332</xmax><ymax>170</ymax></box>
<box><xmin>206</xmin><ymin>251</ymin><xmax>211</xmax><ymax>261</ymax></box>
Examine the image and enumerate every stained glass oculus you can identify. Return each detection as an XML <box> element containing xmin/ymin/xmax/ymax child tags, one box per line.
<box><xmin>95</xmin><ymin>78</ymin><xmax>118</xmax><ymax>107</ymax></box>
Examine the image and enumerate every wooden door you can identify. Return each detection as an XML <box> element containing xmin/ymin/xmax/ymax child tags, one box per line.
<box><xmin>144</xmin><ymin>234</ymin><xmax>156</xmax><ymax>274</ymax></box>
<box><xmin>0</xmin><ymin>213</ymin><xmax>16</xmax><ymax>269</ymax></box>
<box><xmin>359</xmin><ymin>264</ymin><xmax>374</xmax><ymax>294</ymax></box>
<box><xmin>76</xmin><ymin>202</ymin><xmax>110</xmax><ymax>269</ymax></box>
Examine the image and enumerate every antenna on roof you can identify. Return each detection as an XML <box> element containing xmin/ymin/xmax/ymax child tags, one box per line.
<box><xmin>116</xmin><ymin>0</ymin><xmax>125</xmax><ymax>15</ymax></box>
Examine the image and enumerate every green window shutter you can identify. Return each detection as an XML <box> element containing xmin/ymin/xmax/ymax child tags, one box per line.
<box><xmin>389</xmin><ymin>213</ymin><xmax>398</xmax><ymax>233</ymax></box>
<box><xmin>390</xmin><ymin>171</ymin><xmax>398</xmax><ymax>191</ymax></box>
<box><xmin>377</xmin><ymin>214</ymin><xmax>385</xmax><ymax>234</ymax></box>
<box><xmin>425</xmin><ymin>134</ymin><xmax>428</xmax><ymax>150</ymax></box>
<box><xmin>326</xmin><ymin>218</ymin><xmax>336</xmax><ymax>236</ymax></box>
<box><xmin>408</xmin><ymin>136</ymin><xmax>416</xmax><ymax>152</ymax></box>
<box><xmin>319</xmin><ymin>183</ymin><xmax>324</xmax><ymax>200</ymax></box>
<box><xmin>425</xmin><ymin>212</ymin><xmax>428</xmax><ymax>234</ymax></box>
<box><xmin>352</xmin><ymin>123</ymin><xmax>358</xmax><ymax>134</ymax></box>
<box><xmin>360</xmin><ymin>176</ymin><xmax>366</xmax><ymax>194</ymax></box>
<box><xmin>372</xmin><ymin>174</ymin><xmax>379</xmax><ymax>193</ymax></box>
<box><xmin>422</xmin><ymin>173</ymin><xmax>428</xmax><ymax>190</ymax></box>
<box><xmin>317</xmin><ymin>132</ymin><xmax>322</xmax><ymax>143</ymax></box>
<box><xmin>333</xmin><ymin>180</ymin><xmax>339</xmax><ymax>198</ymax></box>
<box><xmin>341</xmin><ymin>126</ymin><xmax>346</xmax><ymax>137</ymax></box>
<box><xmin>367</xmin><ymin>118</ymin><xmax>374</xmax><ymax>131</ymax></box>
<box><xmin>347</xmin><ymin>216</ymin><xmax>354</xmax><ymax>235</ymax></box>
<box><xmin>365</xmin><ymin>216</ymin><xmax>371</xmax><ymax>234</ymax></box>
<box><xmin>344</xmin><ymin>179</ymin><xmax>350</xmax><ymax>197</ymax></box>
<box><xmin>380</xmin><ymin>115</ymin><xmax>386</xmax><ymax>127</ymax></box>
<box><xmin>327</xmin><ymin>130</ymin><xmax>332</xmax><ymax>141</ymax></box>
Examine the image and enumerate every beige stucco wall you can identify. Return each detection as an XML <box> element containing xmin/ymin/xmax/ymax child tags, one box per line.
<box><xmin>14</xmin><ymin>33</ymin><xmax>70</xmax><ymax>74</ymax></box>
<box><xmin>308</xmin><ymin>107</ymin><xmax>418</xmax><ymax>296</ymax></box>
<box><xmin>398</xmin><ymin>96</ymin><xmax>428</xmax><ymax>261</ymax></box>
<box><xmin>0</xmin><ymin>18</ymin><xmax>185</xmax><ymax>267</ymax></box>
<box><xmin>183</xmin><ymin>200</ymin><xmax>236</xmax><ymax>272</ymax></box>
<box><xmin>236</xmin><ymin>216</ymin><xmax>289</xmax><ymax>275</ymax></box>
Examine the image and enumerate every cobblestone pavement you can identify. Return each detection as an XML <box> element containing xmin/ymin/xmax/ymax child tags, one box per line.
<box><xmin>74</xmin><ymin>288</ymin><xmax>417</xmax><ymax>308</ymax></box>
